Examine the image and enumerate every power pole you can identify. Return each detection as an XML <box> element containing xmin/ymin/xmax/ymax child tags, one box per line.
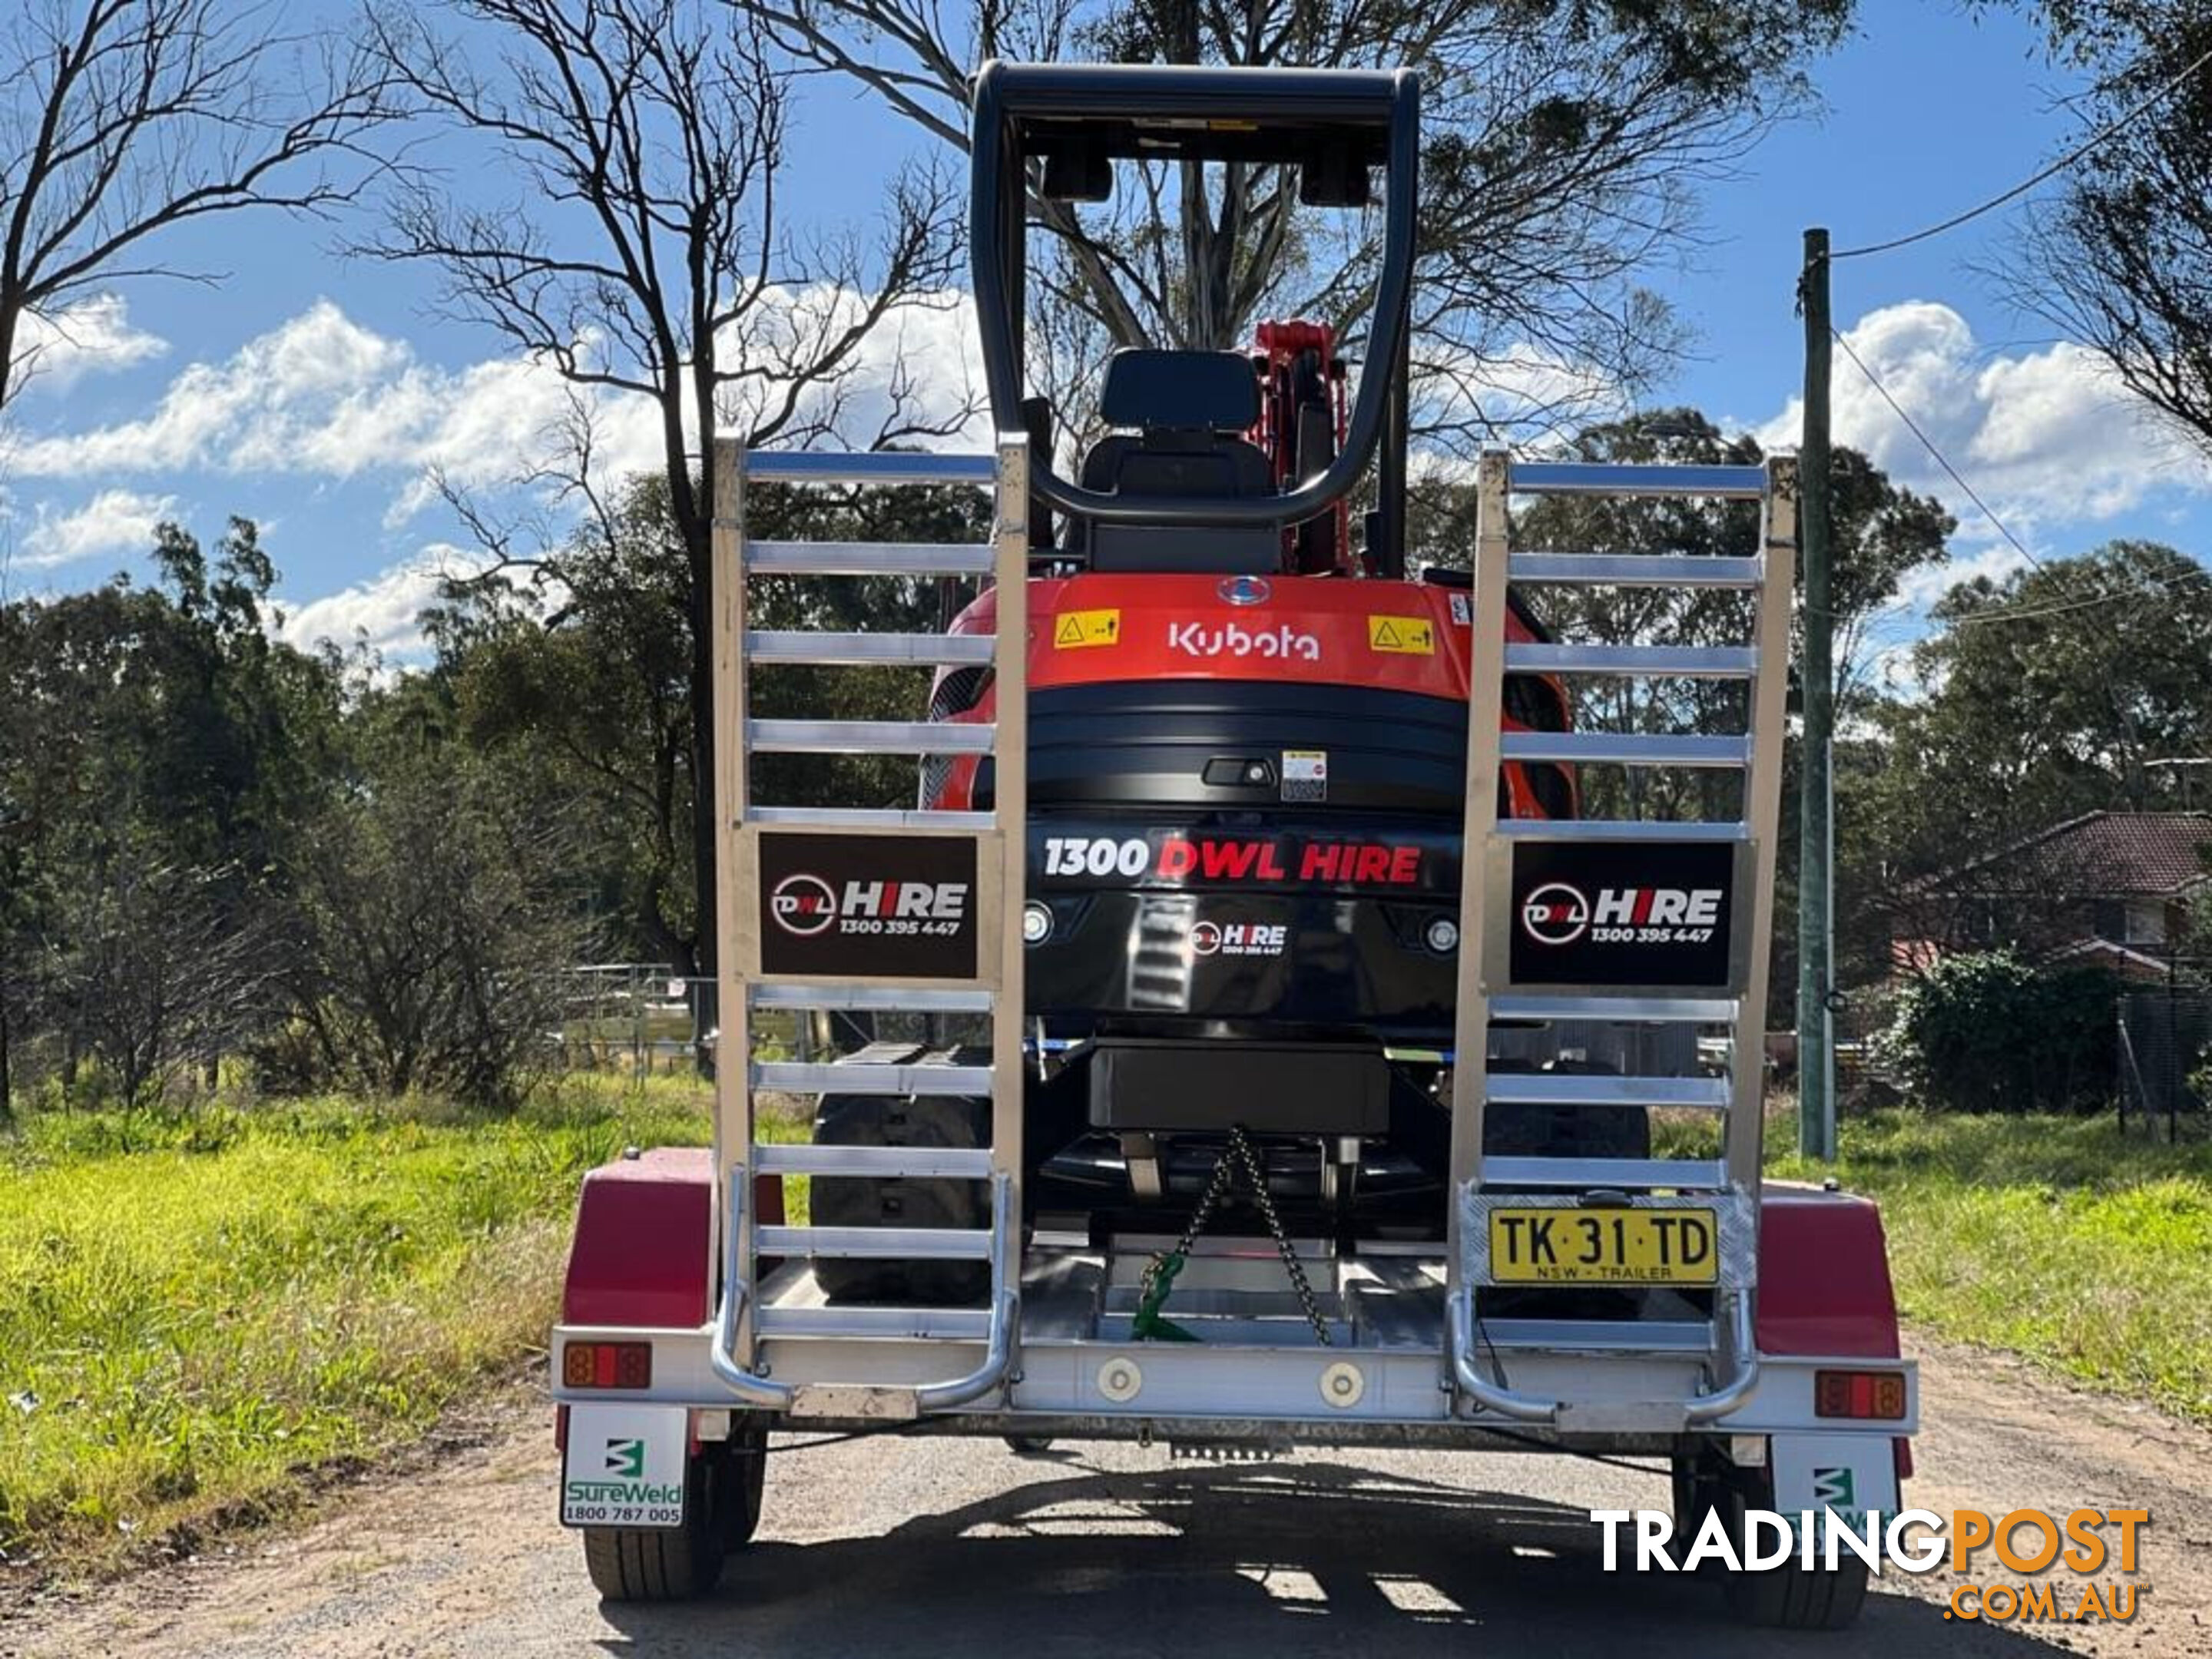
<box><xmin>1797</xmin><ymin>227</ymin><xmax>1836</xmax><ymax>1161</ymax></box>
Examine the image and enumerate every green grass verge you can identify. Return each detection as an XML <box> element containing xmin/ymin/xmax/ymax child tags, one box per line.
<box><xmin>0</xmin><ymin>1075</ymin><xmax>806</xmax><ymax>1574</ymax></box>
<box><xmin>1774</xmin><ymin>1109</ymin><xmax>2212</xmax><ymax>1426</ymax></box>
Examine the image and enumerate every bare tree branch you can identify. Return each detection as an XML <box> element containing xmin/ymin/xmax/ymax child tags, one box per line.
<box><xmin>0</xmin><ymin>0</ymin><xmax>397</xmax><ymax>410</ymax></box>
<box><xmin>359</xmin><ymin>0</ymin><xmax>962</xmax><ymax>989</ymax></box>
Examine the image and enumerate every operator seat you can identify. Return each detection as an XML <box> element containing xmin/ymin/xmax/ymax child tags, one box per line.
<box><xmin>1072</xmin><ymin>349</ymin><xmax>1281</xmax><ymax>573</ymax></box>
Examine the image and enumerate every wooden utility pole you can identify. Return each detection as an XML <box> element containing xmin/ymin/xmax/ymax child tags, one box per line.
<box><xmin>1796</xmin><ymin>228</ymin><xmax>1836</xmax><ymax>1161</ymax></box>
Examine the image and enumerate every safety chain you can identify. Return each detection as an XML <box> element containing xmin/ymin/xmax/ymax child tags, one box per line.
<box><xmin>1131</xmin><ymin>1125</ymin><xmax>1333</xmax><ymax>1346</ymax></box>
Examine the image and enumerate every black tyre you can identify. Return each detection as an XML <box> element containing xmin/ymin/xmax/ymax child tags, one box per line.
<box><xmin>581</xmin><ymin>1435</ymin><xmax>764</xmax><ymax>1602</ymax></box>
<box><xmin>812</xmin><ymin>1091</ymin><xmax>990</xmax><ymax>1305</ymax></box>
<box><xmin>1674</xmin><ymin>1454</ymin><xmax>1869</xmax><ymax>1632</ymax></box>
<box><xmin>1482</xmin><ymin>1062</ymin><xmax>1651</xmax><ymax>1163</ymax></box>
<box><xmin>1002</xmin><ymin>1435</ymin><xmax>1055</xmax><ymax>1455</ymax></box>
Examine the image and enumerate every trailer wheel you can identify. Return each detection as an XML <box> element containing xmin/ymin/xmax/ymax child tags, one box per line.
<box><xmin>1677</xmin><ymin>1455</ymin><xmax>1869</xmax><ymax>1631</ymax></box>
<box><xmin>581</xmin><ymin>1436</ymin><xmax>763</xmax><ymax>1601</ymax></box>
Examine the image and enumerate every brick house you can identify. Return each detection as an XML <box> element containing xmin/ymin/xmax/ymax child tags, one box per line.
<box><xmin>1892</xmin><ymin>811</ymin><xmax>2212</xmax><ymax>981</ymax></box>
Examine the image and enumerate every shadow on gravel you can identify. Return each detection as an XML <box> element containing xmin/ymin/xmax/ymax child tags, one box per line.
<box><xmin>594</xmin><ymin>1459</ymin><xmax>2078</xmax><ymax>1657</ymax></box>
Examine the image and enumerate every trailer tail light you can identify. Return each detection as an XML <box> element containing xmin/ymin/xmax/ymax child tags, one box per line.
<box><xmin>1813</xmin><ymin>1368</ymin><xmax>1906</xmax><ymax>1421</ymax></box>
<box><xmin>563</xmin><ymin>1340</ymin><xmax>653</xmax><ymax>1390</ymax></box>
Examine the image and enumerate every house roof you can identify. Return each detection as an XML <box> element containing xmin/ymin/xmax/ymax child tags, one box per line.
<box><xmin>1920</xmin><ymin>810</ymin><xmax>2212</xmax><ymax>898</ymax></box>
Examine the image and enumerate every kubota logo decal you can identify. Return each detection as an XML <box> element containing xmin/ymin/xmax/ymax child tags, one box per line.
<box><xmin>1167</xmin><ymin>621</ymin><xmax>1320</xmax><ymax>662</ymax></box>
<box><xmin>769</xmin><ymin>873</ymin><xmax>970</xmax><ymax>938</ymax></box>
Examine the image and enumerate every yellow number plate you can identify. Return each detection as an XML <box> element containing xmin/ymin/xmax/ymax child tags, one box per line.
<box><xmin>1488</xmin><ymin>1207</ymin><xmax>1718</xmax><ymax>1286</ymax></box>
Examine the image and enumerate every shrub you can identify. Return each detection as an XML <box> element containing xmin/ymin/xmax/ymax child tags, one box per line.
<box><xmin>1884</xmin><ymin>950</ymin><xmax>2117</xmax><ymax>1114</ymax></box>
<box><xmin>265</xmin><ymin>756</ymin><xmax>586</xmax><ymax>1109</ymax></box>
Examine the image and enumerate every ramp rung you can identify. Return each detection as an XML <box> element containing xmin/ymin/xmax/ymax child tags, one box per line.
<box><xmin>1490</xmin><ymin>995</ymin><xmax>1738</xmax><ymax>1024</ymax></box>
<box><xmin>754</xmin><ymin>1144</ymin><xmax>994</xmax><ymax>1179</ymax></box>
<box><xmin>755</xmin><ymin>1304</ymin><xmax>993</xmax><ymax>1340</ymax></box>
<box><xmin>1502</xmin><ymin>732</ymin><xmax>1751</xmax><ymax>769</ymax></box>
<box><xmin>1507</xmin><ymin>553</ymin><xmax>1762</xmax><ymax>589</ymax></box>
<box><xmin>747</xmin><ymin>540</ymin><xmax>995</xmax><ymax>576</ymax></box>
<box><xmin>1505</xmin><ymin>644</ymin><xmax>1755</xmax><ymax>679</ymax></box>
<box><xmin>1497</xmin><ymin>819</ymin><xmax>1748</xmax><ymax>843</ymax></box>
<box><xmin>757</xmin><ymin>1224</ymin><xmax>991</xmax><ymax>1260</ymax></box>
<box><xmin>1488</xmin><ymin>1075</ymin><xmax>1730</xmax><ymax>1110</ymax></box>
<box><xmin>747</xmin><ymin>719</ymin><xmax>992</xmax><ymax>754</ymax></box>
<box><xmin>743</xmin><ymin>451</ymin><xmax>995</xmax><ymax>485</ymax></box>
<box><xmin>751</xmin><ymin>985</ymin><xmax>994</xmax><ymax>1014</ymax></box>
<box><xmin>746</xmin><ymin>806</ymin><xmax>995</xmax><ymax>831</ymax></box>
<box><xmin>1508</xmin><ymin>462</ymin><xmax>1768</xmax><ymax>500</ymax></box>
<box><xmin>1482</xmin><ymin>1156</ymin><xmax>1729</xmax><ymax>1190</ymax></box>
<box><xmin>1475</xmin><ymin>1318</ymin><xmax>1715</xmax><ymax>1353</ymax></box>
<box><xmin>752</xmin><ymin>1061</ymin><xmax>992</xmax><ymax>1097</ymax></box>
<box><xmin>745</xmin><ymin>631</ymin><xmax>995</xmax><ymax>666</ymax></box>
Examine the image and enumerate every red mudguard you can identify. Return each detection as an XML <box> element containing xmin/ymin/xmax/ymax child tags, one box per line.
<box><xmin>1754</xmin><ymin>1182</ymin><xmax>1904</xmax><ymax>1359</ymax></box>
<box><xmin>561</xmin><ymin>1148</ymin><xmax>781</xmax><ymax>1329</ymax></box>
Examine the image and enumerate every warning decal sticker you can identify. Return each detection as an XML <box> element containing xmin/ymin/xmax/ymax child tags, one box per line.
<box><xmin>1367</xmin><ymin>614</ymin><xmax>1435</xmax><ymax>654</ymax></box>
<box><xmin>1054</xmin><ymin>609</ymin><xmax>1121</xmax><ymax>648</ymax></box>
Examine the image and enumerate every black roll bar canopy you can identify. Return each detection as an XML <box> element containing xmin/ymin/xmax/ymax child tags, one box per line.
<box><xmin>969</xmin><ymin>60</ymin><xmax>1420</xmax><ymax>533</ymax></box>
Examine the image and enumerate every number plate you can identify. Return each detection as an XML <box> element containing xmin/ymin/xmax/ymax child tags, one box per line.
<box><xmin>1488</xmin><ymin>1207</ymin><xmax>1718</xmax><ymax>1286</ymax></box>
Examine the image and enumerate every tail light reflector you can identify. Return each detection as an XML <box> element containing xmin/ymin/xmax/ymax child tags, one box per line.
<box><xmin>1813</xmin><ymin>1368</ymin><xmax>1907</xmax><ymax>1420</ymax></box>
<box><xmin>562</xmin><ymin>1340</ymin><xmax>653</xmax><ymax>1390</ymax></box>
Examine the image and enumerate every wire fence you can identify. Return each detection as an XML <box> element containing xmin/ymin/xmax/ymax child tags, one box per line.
<box><xmin>2118</xmin><ymin>989</ymin><xmax>2212</xmax><ymax>1141</ymax></box>
<box><xmin>551</xmin><ymin>965</ymin><xmax>989</xmax><ymax>1078</ymax></box>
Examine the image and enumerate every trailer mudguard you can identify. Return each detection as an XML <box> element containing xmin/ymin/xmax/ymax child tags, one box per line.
<box><xmin>562</xmin><ymin>1148</ymin><xmax>784</xmax><ymax>1329</ymax></box>
<box><xmin>1755</xmin><ymin>1182</ymin><xmax>1902</xmax><ymax>1358</ymax></box>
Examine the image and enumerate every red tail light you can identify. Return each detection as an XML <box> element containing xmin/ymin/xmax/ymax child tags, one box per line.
<box><xmin>1814</xmin><ymin>1368</ymin><xmax>1907</xmax><ymax>1420</ymax></box>
<box><xmin>562</xmin><ymin>1340</ymin><xmax>653</xmax><ymax>1390</ymax></box>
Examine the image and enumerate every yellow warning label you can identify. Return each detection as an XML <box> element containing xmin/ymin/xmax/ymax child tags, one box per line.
<box><xmin>1367</xmin><ymin>614</ymin><xmax>1435</xmax><ymax>655</ymax></box>
<box><xmin>1053</xmin><ymin>608</ymin><xmax>1121</xmax><ymax>648</ymax></box>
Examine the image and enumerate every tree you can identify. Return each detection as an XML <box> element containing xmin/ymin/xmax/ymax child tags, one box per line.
<box><xmin>1862</xmin><ymin>541</ymin><xmax>2212</xmax><ymax>955</ymax></box>
<box><xmin>1999</xmin><ymin>5</ymin><xmax>2212</xmax><ymax>458</ymax></box>
<box><xmin>363</xmin><ymin>0</ymin><xmax>965</xmax><ymax>1012</ymax></box>
<box><xmin>0</xmin><ymin>0</ymin><xmax>389</xmax><ymax>411</ymax></box>
<box><xmin>0</xmin><ymin>520</ymin><xmax>346</xmax><ymax>1106</ymax></box>
<box><xmin>38</xmin><ymin>851</ymin><xmax>272</xmax><ymax>1107</ymax></box>
<box><xmin>433</xmin><ymin>470</ymin><xmax>990</xmax><ymax>973</ymax></box>
<box><xmin>750</xmin><ymin>0</ymin><xmax>1855</xmax><ymax>440</ymax></box>
<box><xmin>276</xmin><ymin>729</ymin><xmax>586</xmax><ymax>1108</ymax></box>
<box><xmin>1410</xmin><ymin>408</ymin><xmax>1951</xmax><ymax>818</ymax></box>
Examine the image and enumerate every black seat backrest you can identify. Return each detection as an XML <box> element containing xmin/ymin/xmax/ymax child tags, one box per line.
<box><xmin>1073</xmin><ymin>349</ymin><xmax>1280</xmax><ymax>574</ymax></box>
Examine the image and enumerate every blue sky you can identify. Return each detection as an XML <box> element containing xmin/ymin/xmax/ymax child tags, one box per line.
<box><xmin>4</xmin><ymin>0</ymin><xmax>2207</xmax><ymax>674</ymax></box>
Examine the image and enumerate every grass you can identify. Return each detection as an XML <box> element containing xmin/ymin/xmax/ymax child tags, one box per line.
<box><xmin>0</xmin><ymin>1075</ymin><xmax>805</xmax><ymax>1576</ymax></box>
<box><xmin>6</xmin><ymin>1071</ymin><xmax>2205</xmax><ymax>1574</ymax></box>
<box><xmin>1772</xmin><ymin>1108</ymin><xmax>2212</xmax><ymax>1426</ymax></box>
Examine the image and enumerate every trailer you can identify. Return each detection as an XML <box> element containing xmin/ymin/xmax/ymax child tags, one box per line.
<box><xmin>551</xmin><ymin>60</ymin><xmax>1916</xmax><ymax>1630</ymax></box>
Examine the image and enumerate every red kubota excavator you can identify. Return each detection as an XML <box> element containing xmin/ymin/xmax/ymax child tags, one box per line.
<box><xmin>551</xmin><ymin>61</ymin><xmax>1917</xmax><ymax>1633</ymax></box>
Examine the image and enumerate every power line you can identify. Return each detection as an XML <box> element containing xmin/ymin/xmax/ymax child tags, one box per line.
<box><xmin>1828</xmin><ymin>326</ymin><xmax>2043</xmax><ymax>572</ymax></box>
<box><xmin>1827</xmin><ymin>41</ymin><xmax>2212</xmax><ymax>262</ymax></box>
<box><xmin>1941</xmin><ymin>561</ymin><xmax>2209</xmax><ymax>628</ymax></box>
<box><xmin>1827</xmin><ymin>325</ymin><xmax>2212</xmax><ymax>628</ymax></box>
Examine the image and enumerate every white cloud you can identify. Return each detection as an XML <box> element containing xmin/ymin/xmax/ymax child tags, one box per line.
<box><xmin>9</xmin><ymin>300</ymin><xmax>581</xmax><ymax>502</ymax></box>
<box><xmin>1757</xmin><ymin>301</ymin><xmax>2212</xmax><ymax>550</ymax></box>
<box><xmin>1417</xmin><ymin>340</ymin><xmax>1628</xmax><ymax>438</ymax></box>
<box><xmin>16</xmin><ymin>488</ymin><xmax>179</xmax><ymax>569</ymax></box>
<box><xmin>12</xmin><ymin>292</ymin><xmax>988</xmax><ymax>528</ymax></box>
<box><xmin>275</xmin><ymin>545</ymin><xmax>478</xmax><ymax>659</ymax></box>
<box><xmin>9</xmin><ymin>295</ymin><xmax>167</xmax><ymax>394</ymax></box>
